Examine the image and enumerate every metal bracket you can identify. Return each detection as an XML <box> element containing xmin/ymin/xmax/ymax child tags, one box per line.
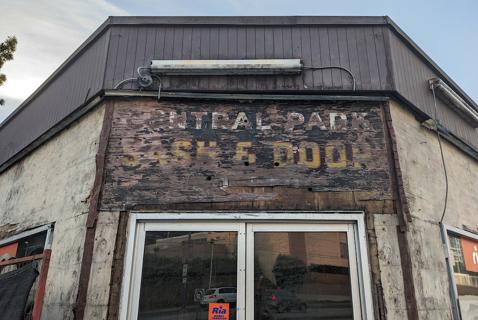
<box><xmin>157</xmin><ymin>76</ymin><xmax>162</xmax><ymax>100</ymax></box>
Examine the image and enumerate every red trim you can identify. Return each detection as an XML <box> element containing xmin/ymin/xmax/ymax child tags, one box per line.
<box><xmin>32</xmin><ymin>249</ymin><xmax>51</xmax><ymax>320</ymax></box>
<box><xmin>74</xmin><ymin>102</ymin><xmax>114</xmax><ymax>319</ymax></box>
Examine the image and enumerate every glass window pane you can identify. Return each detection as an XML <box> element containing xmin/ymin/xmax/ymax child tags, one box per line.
<box><xmin>447</xmin><ymin>233</ymin><xmax>478</xmax><ymax>318</ymax></box>
<box><xmin>138</xmin><ymin>231</ymin><xmax>238</xmax><ymax>320</ymax></box>
<box><xmin>254</xmin><ymin>232</ymin><xmax>353</xmax><ymax>319</ymax></box>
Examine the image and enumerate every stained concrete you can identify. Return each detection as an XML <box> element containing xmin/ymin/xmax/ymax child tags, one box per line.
<box><xmin>373</xmin><ymin>212</ymin><xmax>407</xmax><ymax>318</ymax></box>
<box><xmin>0</xmin><ymin>106</ymin><xmax>105</xmax><ymax>319</ymax></box>
<box><xmin>84</xmin><ymin>211</ymin><xmax>120</xmax><ymax>320</ymax></box>
<box><xmin>389</xmin><ymin>100</ymin><xmax>478</xmax><ymax>319</ymax></box>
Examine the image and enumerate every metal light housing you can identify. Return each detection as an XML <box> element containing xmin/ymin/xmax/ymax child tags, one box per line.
<box><xmin>429</xmin><ymin>78</ymin><xmax>478</xmax><ymax>127</ymax></box>
<box><xmin>150</xmin><ymin>59</ymin><xmax>303</xmax><ymax>75</ymax></box>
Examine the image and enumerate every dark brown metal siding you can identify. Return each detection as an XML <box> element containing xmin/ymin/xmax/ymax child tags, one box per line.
<box><xmin>103</xmin><ymin>25</ymin><xmax>392</xmax><ymax>92</ymax></box>
<box><xmin>388</xmin><ymin>30</ymin><xmax>478</xmax><ymax>148</ymax></box>
<box><xmin>0</xmin><ymin>31</ymin><xmax>110</xmax><ymax>166</ymax></box>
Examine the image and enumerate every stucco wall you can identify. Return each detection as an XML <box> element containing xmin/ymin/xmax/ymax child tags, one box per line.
<box><xmin>0</xmin><ymin>106</ymin><xmax>105</xmax><ymax>319</ymax></box>
<box><xmin>390</xmin><ymin>100</ymin><xmax>478</xmax><ymax>319</ymax></box>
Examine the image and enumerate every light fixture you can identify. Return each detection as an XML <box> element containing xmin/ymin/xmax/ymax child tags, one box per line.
<box><xmin>429</xmin><ymin>78</ymin><xmax>478</xmax><ymax>127</ymax></box>
<box><xmin>150</xmin><ymin>59</ymin><xmax>303</xmax><ymax>75</ymax></box>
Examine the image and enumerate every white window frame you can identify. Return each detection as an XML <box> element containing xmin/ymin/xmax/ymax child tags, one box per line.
<box><xmin>442</xmin><ymin>224</ymin><xmax>478</xmax><ymax>320</ymax></box>
<box><xmin>0</xmin><ymin>224</ymin><xmax>53</xmax><ymax>250</ymax></box>
<box><xmin>119</xmin><ymin>211</ymin><xmax>374</xmax><ymax>320</ymax></box>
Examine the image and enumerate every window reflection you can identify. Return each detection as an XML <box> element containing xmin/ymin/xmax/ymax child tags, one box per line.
<box><xmin>254</xmin><ymin>232</ymin><xmax>353</xmax><ymax>320</ymax></box>
<box><xmin>138</xmin><ymin>231</ymin><xmax>238</xmax><ymax>320</ymax></box>
<box><xmin>448</xmin><ymin>233</ymin><xmax>478</xmax><ymax>318</ymax></box>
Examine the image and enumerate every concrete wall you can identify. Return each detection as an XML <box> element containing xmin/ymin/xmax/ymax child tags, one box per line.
<box><xmin>84</xmin><ymin>211</ymin><xmax>121</xmax><ymax>319</ymax></box>
<box><xmin>0</xmin><ymin>106</ymin><xmax>105</xmax><ymax>319</ymax></box>
<box><xmin>373</xmin><ymin>212</ymin><xmax>408</xmax><ymax>319</ymax></box>
<box><xmin>390</xmin><ymin>100</ymin><xmax>478</xmax><ymax>319</ymax></box>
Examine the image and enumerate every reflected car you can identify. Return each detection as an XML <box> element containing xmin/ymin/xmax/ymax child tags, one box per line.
<box><xmin>263</xmin><ymin>289</ymin><xmax>307</xmax><ymax>314</ymax></box>
<box><xmin>200</xmin><ymin>287</ymin><xmax>237</xmax><ymax>306</ymax></box>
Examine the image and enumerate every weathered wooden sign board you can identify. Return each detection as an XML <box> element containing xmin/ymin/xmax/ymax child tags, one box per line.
<box><xmin>103</xmin><ymin>99</ymin><xmax>390</xmax><ymax>206</ymax></box>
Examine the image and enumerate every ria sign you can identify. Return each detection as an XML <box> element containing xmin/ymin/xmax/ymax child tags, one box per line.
<box><xmin>461</xmin><ymin>238</ymin><xmax>478</xmax><ymax>273</ymax></box>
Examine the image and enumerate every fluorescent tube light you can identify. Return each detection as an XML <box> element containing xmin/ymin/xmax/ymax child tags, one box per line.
<box><xmin>429</xmin><ymin>78</ymin><xmax>478</xmax><ymax>127</ymax></box>
<box><xmin>150</xmin><ymin>59</ymin><xmax>302</xmax><ymax>75</ymax></box>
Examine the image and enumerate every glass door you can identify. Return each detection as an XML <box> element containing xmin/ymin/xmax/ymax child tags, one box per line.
<box><xmin>127</xmin><ymin>220</ymin><xmax>363</xmax><ymax>320</ymax></box>
<box><xmin>129</xmin><ymin>222</ymin><xmax>246</xmax><ymax>320</ymax></box>
<box><xmin>246</xmin><ymin>223</ymin><xmax>361</xmax><ymax>320</ymax></box>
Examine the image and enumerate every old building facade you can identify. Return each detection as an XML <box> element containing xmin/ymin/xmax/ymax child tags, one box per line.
<box><xmin>0</xmin><ymin>16</ymin><xmax>477</xmax><ymax>320</ymax></box>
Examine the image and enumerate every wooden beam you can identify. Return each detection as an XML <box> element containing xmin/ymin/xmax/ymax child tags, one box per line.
<box><xmin>32</xmin><ymin>249</ymin><xmax>52</xmax><ymax>320</ymax></box>
<box><xmin>0</xmin><ymin>253</ymin><xmax>44</xmax><ymax>267</ymax></box>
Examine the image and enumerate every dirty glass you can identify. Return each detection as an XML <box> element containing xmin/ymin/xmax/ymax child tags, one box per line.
<box><xmin>448</xmin><ymin>233</ymin><xmax>478</xmax><ymax>318</ymax></box>
<box><xmin>254</xmin><ymin>232</ymin><xmax>353</xmax><ymax>319</ymax></box>
<box><xmin>138</xmin><ymin>231</ymin><xmax>238</xmax><ymax>320</ymax></box>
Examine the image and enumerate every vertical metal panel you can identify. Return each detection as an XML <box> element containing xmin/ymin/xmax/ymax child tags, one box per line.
<box><xmin>301</xmin><ymin>27</ymin><xmax>313</xmax><ymax>88</ymax></box>
<box><xmin>104</xmin><ymin>28</ymin><xmax>121</xmax><ymax>88</ymax></box>
<box><xmin>388</xmin><ymin>30</ymin><xmax>478</xmax><ymax>148</ymax></box>
<box><xmin>328</xmin><ymin>28</ymin><xmax>342</xmax><ymax>87</ymax></box>
<box><xmin>337</xmin><ymin>27</ymin><xmax>352</xmax><ymax>90</ymax></box>
<box><xmin>237</xmin><ymin>27</ymin><xmax>248</xmax><ymax>90</ymax></box>
<box><xmin>104</xmin><ymin>25</ymin><xmax>391</xmax><ymax>93</ymax></box>
<box><xmin>264</xmin><ymin>27</ymin><xmax>276</xmax><ymax>89</ymax></box>
<box><xmin>245</xmin><ymin>27</ymin><xmax>256</xmax><ymax>90</ymax></box>
<box><xmin>345</xmin><ymin>28</ymin><xmax>362</xmax><ymax>90</ymax></box>
<box><xmin>209</xmin><ymin>27</ymin><xmax>222</xmax><ymax>90</ymax></box>
<box><xmin>309</xmin><ymin>27</ymin><xmax>323</xmax><ymax>88</ymax></box>
<box><xmin>111</xmin><ymin>27</ymin><xmax>130</xmax><ymax>89</ymax></box>
<box><xmin>356</xmin><ymin>28</ymin><xmax>372</xmax><ymax>89</ymax></box>
<box><xmin>273</xmin><ymin>27</ymin><xmax>286</xmax><ymax>89</ymax></box>
<box><xmin>364</xmin><ymin>27</ymin><xmax>381</xmax><ymax>89</ymax></box>
<box><xmin>372</xmin><ymin>27</ymin><xmax>390</xmax><ymax>90</ymax></box>
<box><xmin>291</xmin><ymin>26</ymin><xmax>302</xmax><ymax>89</ymax></box>
<box><xmin>170</xmin><ymin>27</ymin><xmax>185</xmax><ymax>90</ymax></box>
<box><xmin>254</xmin><ymin>27</ymin><xmax>267</xmax><ymax>90</ymax></box>
<box><xmin>0</xmin><ymin>31</ymin><xmax>109</xmax><ymax>167</ymax></box>
<box><xmin>318</xmin><ymin>28</ymin><xmax>332</xmax><ymax>87</ymax></box>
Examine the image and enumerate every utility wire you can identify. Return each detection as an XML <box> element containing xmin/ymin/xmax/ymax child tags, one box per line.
<box><xmin>303</xmin><ymin>66</ymin><xmax>356</xmax><ymax>91</ymax></box>
<box><xmin>431</xmin><ymin>86</ymin><xmax>449</xmax><ymax>223</ymax></box>
<box><xmin>113</xmin><ymin>77</ymin><xmax>137</xmax><ymax>89</ymax></box>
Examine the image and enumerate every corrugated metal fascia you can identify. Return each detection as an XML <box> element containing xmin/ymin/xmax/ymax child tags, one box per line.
<box><xmin>384</xmin><ymin>16</ymin><xmax>478</xmax><ymax>111</ymax></box>
<box><xmin>0</xmin><ymin>17</ymin><xmax>113</xmax><ymax>129</ymax></box>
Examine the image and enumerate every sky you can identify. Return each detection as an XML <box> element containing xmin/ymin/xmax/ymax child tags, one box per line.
<box><xmin>0</xmin><ymin>0</ymin><xmax>477</xmax><ymax>123</ymax></box>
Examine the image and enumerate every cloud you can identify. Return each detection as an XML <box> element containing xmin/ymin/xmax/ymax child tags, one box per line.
<box><xmin>0</xmin><ymin>0</ymin><xmax>128</xmax><ymax>122</ymax></box>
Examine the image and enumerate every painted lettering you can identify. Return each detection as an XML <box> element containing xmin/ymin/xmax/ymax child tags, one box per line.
<box><xmin>273</xmin><ymin>142</ymin><xmax>294</xmax><ymax>167</ymax></box>
<box><xmin>231</xmin><ymin>112</ymin><xmax>252</xmax><ymax>130</ymax></box>
<box><xmin>122</xmin><ymin>154</ymin><xmax>139</xmax><ymax>167</ymax></box>
<box><xmin>325</xmin><ymin>142</ymin><xmax>347</xmax><ymax>168</ymax></box>
<box><xmin>285</xmin><ymin>112</ymin><xmax>305</xmax><ymax>132</ymax></box>
<box><xmin>351</xmin><ymin>112</ymin><xmax>370</xmax><ymax>130</ymax></box>
<box><xmin>152</xmin><ymin>145</ymin><xmax>168</xmax><ymax>165</ymax></box>
<box><xmin>212</xmin><ymin>112</ymin><xmax>231</xmax><ymax>129</ymax></box>
<box><xmin>256</xmin><ymin>112</ymin><xmax>271</xmax><ymax>130</ymax></box>
<box><xmin>191</xmin><ymin>112</ymin><xmax>208</xmax><ymax>129</ymax></box>
<box><xmin>329</xmin><ymin>112</ymin><xmax>347</xmax><ymax>132</ymax></box>
<box><xmin>169</xmin><ymin>111</ymin><xmax>187</xmax><ymax>129</ymax></box>
<box><xmin>306</xmin><ymin>112</ymin><xmax>327</xmax><ymax>130</ymax></box>
<box><xmin>235</xmin><ymin>141</ymin><xmax>256</xmax><ymax>164</ymax></box>
<box><xmin>172</xmin><ymin>140</ymin><xmax>192</xmax><ymax>163</ymax></box>
<box><xmin>197</xmin><ymin>141</ymin><xmax>217</xmax><ymax>160</ymax></box>
<box><xmin>298</xmin><ymin>142</ymin><xmax>321</xmax><ymax>168</ymax></box>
